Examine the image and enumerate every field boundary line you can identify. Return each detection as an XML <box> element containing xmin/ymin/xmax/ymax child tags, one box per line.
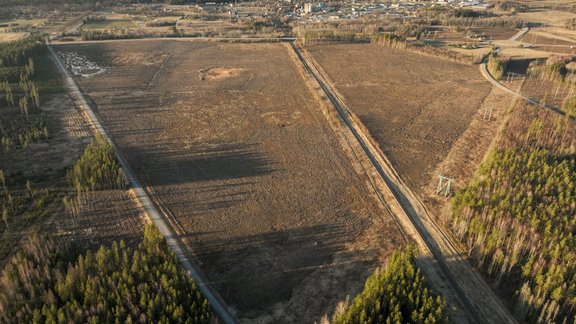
<box><xmin>290</xmin><ymin>42</ymin><xmax>517</xmax><ymax>324</ymax></box>
<box><xmin>46</xmin><ymin>42</ymin><xmax>237</xmax><ymax>324</ymax></box>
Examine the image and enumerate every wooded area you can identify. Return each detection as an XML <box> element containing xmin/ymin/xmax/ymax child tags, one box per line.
<box><xmin>333</xmin><ymin>248</ymin><xmax>449</xmax><ymax>324</ymax></box>
<box><xmin>67</xmin><ymin>134</ymin><xmax>123</xmax><ymax>193</ymax></box>
<box><xmin>450</xmin><ymin>104</ymin><xmax>576</xmax><ymax>323</ymax></box>
<box><xmin>0</xmin><ymin>224</ymin><xmax>212</xmax><ymax>323</ymax></box>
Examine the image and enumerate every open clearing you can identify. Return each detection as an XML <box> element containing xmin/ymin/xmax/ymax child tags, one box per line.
<box><xmin>55</xmin><ymin>40</ymin><xmax>405</xmax><ymax>322</ymax></box>
<box><xmin>305</xmin><ymin>44</ymin><xmax>492</xmax><ymax>193</ymax></box>
<box><xmin>0</xmin><ymin>90</ymin><xmax>146</xmax><ymax>265</ymax></box>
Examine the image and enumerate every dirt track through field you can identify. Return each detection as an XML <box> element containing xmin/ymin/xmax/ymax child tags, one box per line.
<box><xmin>54</xmin><ymin>40</ymin><xmax>405</xmax><ymax>322</ymax></box>
<box><xmin>296</xmin><ymin>43</ymin><xmax>517</xmax><ymax>323</ymax></box>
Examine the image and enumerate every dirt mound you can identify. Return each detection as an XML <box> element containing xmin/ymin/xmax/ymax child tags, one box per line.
<box><xmin>198</xmin><ymin>67</ymin><xmax>246</xmax><ymax>81</ymax></box>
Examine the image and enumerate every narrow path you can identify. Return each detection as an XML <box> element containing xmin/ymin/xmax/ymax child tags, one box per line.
<box><xmin>290</xmin><ymin>42</ymin><xmax>518</xmax><ymax>324</ymax></box>
<box><xmin>46</xmin><ymin>42</ymin><xmax>237</xmax><ymax>324</ymax></box>
<box><xmin>510</xmin><ymin>27</ymin><xmax>530</xmax><ymax>41</ymax></box>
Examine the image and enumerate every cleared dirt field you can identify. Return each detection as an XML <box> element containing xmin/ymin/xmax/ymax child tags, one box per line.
<box><xmin>305</xmin><ymin>44</ymin><xmax>492</xmax><ymax>192</ymax></box>
<box><xmin>55</xmin><ymin>40</ymin><xmax>404</xmax><ymax>322</ymax></box>
<box><xmin>470</xmin><ymin>27</ymin><xmax>518</xmax><ymax>40</ymax></box>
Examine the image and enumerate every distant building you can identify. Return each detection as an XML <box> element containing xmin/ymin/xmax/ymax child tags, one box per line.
<box><xmin>304</xmin><ymin>3</ymin><xmax>314</xmax><ymax>13</ymax></box>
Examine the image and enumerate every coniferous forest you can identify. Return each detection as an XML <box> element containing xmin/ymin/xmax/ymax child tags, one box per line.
<box><xmin>334</xmin><ymin>248</ymin><xmax>449</xmax><ymax>324</ymax></box>
<box><xmin>450</xmin><ymin>104</ymin><xmax>576</xmax><ymax>323</ymax></box>
<box><xmin>0</xmin><ymin>224</ymin><xmax>212</xmax><ymax>323</ymax></box>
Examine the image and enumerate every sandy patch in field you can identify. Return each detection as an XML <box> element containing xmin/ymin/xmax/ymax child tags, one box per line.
<box><xmin>198</xmin><ymin>67</ymin><xmax>247</xmax><ymax>81</ymax></box>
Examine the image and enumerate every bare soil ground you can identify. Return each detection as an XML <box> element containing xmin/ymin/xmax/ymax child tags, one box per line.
<box><xmin>470</xmin><ymin>27</ymin><xmax>518</xmax><ymax>40</ymax></box>
<box><xmin>305</xmin><ymin>44</ymin><xmax>492</xmax><ymax>194</ymax></box>
<box><xmin>55</xmin><ymin>40</ymin><xmax>405</xmax><ymax>322</ymax></box>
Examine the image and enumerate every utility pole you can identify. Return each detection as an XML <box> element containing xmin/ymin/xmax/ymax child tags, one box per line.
<box><xmin>483</xmin><ymin>103</ymin><xmax>493</xmax><ymax>121</ymax></box>
<box><xmin>436</xmin><ymin>175</ymin><xmax>454</xmax><ymax>197</ymax></box>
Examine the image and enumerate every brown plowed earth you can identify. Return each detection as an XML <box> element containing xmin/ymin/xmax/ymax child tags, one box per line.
<box><xmin>55</xmin><ymin>41</ymin><xmax>405</xmax><ymax>322</ymax></box>
<box><xmin>304</xmin><ymin>44</ymin><xmax>493</xmax><ymax>194</ymax></box>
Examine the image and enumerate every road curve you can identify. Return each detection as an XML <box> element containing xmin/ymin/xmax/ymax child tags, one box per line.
<box><xmin>46</xmin><ymin>43</ymin><xmax>237</xmax><ymax>324</ymax></box>
<box><xmin>290</xmin><ymin>42</ymin><xmax>518</xmax><ymax>324</ymax></box>
<box><xmin>479</xmin><ymin>58</ymin><xmax>573</xmax><ymax>119</ymax></box>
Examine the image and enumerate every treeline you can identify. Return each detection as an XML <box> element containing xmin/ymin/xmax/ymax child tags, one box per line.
<box><xmin>67</xmin><ymin>134</ymin><xmax>123</xmax><ymax>193</ymax></box>
<box><xmin>3</xmin><ymin>0</ymin><xmax>129</xmax><ymax>5</ymax></box>
<box><xmin>0</xmin><ymin>224</ymin><xmax>213</xmax><ymax>323</ymax></box>
<box><xmin>64</xmin><ymin>134</ymin><xmax>124</xmax><ymax>219</ymax></box>
<box><xmin>371</xmin><ymin>32</ymin><xmax>479</xmax><ymax>65</ymax></box>
<box><xmin>302</xmin><ymin>31</ymin><xmax>367</xmax><ymax>45</ymax></box>
<box><xmin>332</xmin><ymin>247</ymin><xmax>449</xmax><ymax>323</ymax></box>
<box><xmin>527</xmin><ymin>57</ymin><xmax>570</xmax><ymax>83</ymax></box>
<box><xmin>526</xmin><ymin>56</ymin><xmax>576</xmax><ymax>116</ymax></box>
<box><xmin>3</xmin><ymin>0</ymin><xmax>192</xmax><ymax>5</ymax></box>
<box><xmin>371</xmin><ymin>33</ymin><xmax>407</xmax><ymax>49</ymax></box>
<box><xmin>1</xmin><ymin>37</ymin><xmax>49</xmax><ymax>151</ymax></box>
<box><xmin>80</xmin><ymin>29</ymin><xmax>144</xmax><ymax>41</ymax></box>
<box><xmin>80</xmin><ymin>28</ymin><xmax>198</xmax><ymax>40</ymax></box>
<box><xmin>0</xmin><ymin>36</ymin><xmax>45</xmax><ymax>68</ymax></box>
<box><xmin>416</xmin><ymin>8</ymin><xmax>526</xmax><ymax>28</ymax></box>
<box><xmin>450</xmin><ymin>105</ymin><xmax>576</xmax><ymax>323</ymax></box>
<box><xmin>494</xmin><ymin>1</ymin><xmax>530</xmax><ymax>13</ymax></box>
<box><xmin>487</xmin><ymin>52</ymin><xmax>506</xmax><ymax>80</ymax></box>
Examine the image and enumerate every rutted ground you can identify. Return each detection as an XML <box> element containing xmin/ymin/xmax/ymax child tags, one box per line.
<box><xmin>55</xmin><ymin>40</ymin><xmax>405</xmax><ymax>322</ymax></box>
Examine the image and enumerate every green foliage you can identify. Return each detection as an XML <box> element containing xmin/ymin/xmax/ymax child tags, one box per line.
<box><xmin>0</xmin><ymin>37</ymin><xmax>60</xmax><ymax>152</ymax></box>
<box><xmin>562</xmin><ymin>96</ymin><xmax>576</xmax><ymax>117</ymax></box>
<box><xmin>0</xmin><ymin>171</ymin><xmax>56</xmax><ymax>261</ymax></box>
<box><xmin>0</xmin><ymin>224</ymin><xmax>213</xmax><ymax>323</ymax></box>
<box><xmin>450</xmin><ymin>106</ymin><xmax>576</xmax><ymax>323</ymax></box>
<box><xmin>334</xmin><ymin>247</ymin><xmax>449</xmax><ymax>324</ymax></box>
<box><xmin>302</xmin><ymin>31</ymin><xmax>360</xmax><ymax>44</ymax></box>
<box><xmin>487</xmin><ymin>53</ymin><xmax>505</xmax><ymax>81</ymax></box>
<box><xmin>67</xmin><ymin>134</ymin><xmax>123</xmax><ymax>192</ymax></box>
<box><xmin>0</xmin><ymin>36</ymin><xmax>45</xmax><ymax>68</ymax></box>
<box><xmin>81</xmin><ymin>29</ymin><xmax>144</xmax><ymax>41</ymax></box>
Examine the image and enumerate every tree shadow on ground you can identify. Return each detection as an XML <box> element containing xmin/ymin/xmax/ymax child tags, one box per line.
<box><xmin>124</xmin><ymin>142</ymin><xmax>277</xmax><ymax>186</ymax></box>
<box><xmin>182</xmin><ymin>223</ymin><xmax>375</xmax><ymax>315</ymax></box>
